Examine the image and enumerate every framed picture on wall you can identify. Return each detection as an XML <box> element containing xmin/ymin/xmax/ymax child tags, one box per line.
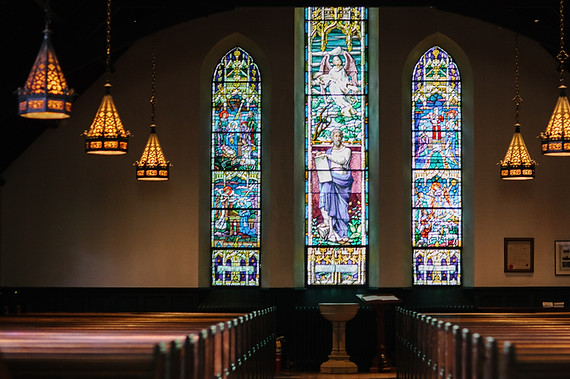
<box><xmin>504</xmin><ymin>238</ymin><xmax>534</xmax><ymax>273</ymax></box>
<box><xmin>555</xmin><ymin>240</ymin><xmax>570</xmax><ymax>276</ymax></box>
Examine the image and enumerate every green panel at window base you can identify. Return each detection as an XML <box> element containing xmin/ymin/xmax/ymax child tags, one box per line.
<box><xmin>307</xmin><ymin>246</ymin><xmax>366</xmax><ymax>285</ymax></box>
<box><xmin>212</xmin><ymin>249</ymin><xmax>259</xmax><ymax>286</ymax></box>
<box><xmin>413</xmin><ymin>249</ymin><xmax>460</xmax><ymax>285</ymax></box>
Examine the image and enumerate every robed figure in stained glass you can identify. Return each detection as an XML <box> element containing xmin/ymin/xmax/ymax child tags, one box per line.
<box><xmin>315</xmin><ymin>129</ymin><xmax>353</xmax><ymax>244</ymax></box>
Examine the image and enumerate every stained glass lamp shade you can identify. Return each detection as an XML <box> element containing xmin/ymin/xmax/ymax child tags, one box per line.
<box><xmin>83</xmin><ymin>82</ymin><xmax>130</xmax><ymax>155</ymax></box>
<box><xmin>134</xmin><ymin>124</ymin><xmax>170</xmax><ymax>181</ymax></box>
<box><xmin>541</xmin><ymin>0</ymin><xmax>570</xmax><ymax>156</ymax></box>
<box><xmin>17</xmin><ymin>28</ymin><xmax>74</xmax><ymax>119</ymax></box>
<box><xmin>540</xmin><ymin>85</ymin><xmax>570</xmax><ymax>155</ymax></box>
<box><xmin>500</xmin><ymin>123</ymin><xmax>536</xmax><ymax>180</ymax></box>
<box><xmin>83</xmin><ymin>0</ymin><xmax>130</xmax><ymax>155</ymax></box>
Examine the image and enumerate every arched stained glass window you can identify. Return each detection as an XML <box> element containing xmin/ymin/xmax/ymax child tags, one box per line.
<box><xmin>305</xmin><ymin>7</ymin><xmax>368</xmax><ymax>286</ymax></box>
<box><xmin>412</xmin><ymin>46</ymin><xmax>461</xmax><ymax>286</ymax></box>
<box><xmin>211</xmin><ymin>47</ymin><xmax>261</xmax><ymax>286</ymax></box>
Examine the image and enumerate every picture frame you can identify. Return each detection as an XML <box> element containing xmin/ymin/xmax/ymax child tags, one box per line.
<box><xmin>555</xmin><ymin>240</ymin><xmax>570</xmax><ymax>276</ymax></box>
<box><xmin>504</xmin><ymin>237</ymin><xmax>534</xmax><ymax>273</ymax></box>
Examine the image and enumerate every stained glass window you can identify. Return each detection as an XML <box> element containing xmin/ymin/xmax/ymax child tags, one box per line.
<box><xmin>305</xmin><ymin>7</ymin><xmax>368</xmax><ymax>286</ymax></box>
<box><xmin>211</xmin><ymin>47</ymin><xmax>261</xmax><ymax>286</ymax></box>
<box><xmin>412</xmin><ymin>46</ymin><xmax>461</xmax><ymax>285</ymax></box>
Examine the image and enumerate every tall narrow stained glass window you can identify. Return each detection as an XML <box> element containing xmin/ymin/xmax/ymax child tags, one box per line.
<box><xmin>412</xmin><ymin>46</ymin><xmax>462</xmax><ymax>285</ymax></box>
<box><xmin>305</xmin><ymin>7</ymin><xmax>368</xmax><ymax>286</ymax></box>
<box><xmin>211</xmin><ymin>47</ymin><xmax>261</xmax><ymax>286</ymax></box>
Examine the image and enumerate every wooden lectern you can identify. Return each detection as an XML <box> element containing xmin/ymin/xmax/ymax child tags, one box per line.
<box><xmin>356</xmin><ymin>294</ymin><xmax>402</xmax><ymax>373</ymax></box>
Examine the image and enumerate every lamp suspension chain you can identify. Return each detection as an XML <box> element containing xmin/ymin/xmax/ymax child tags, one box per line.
<box><xmin>150</xmin><ymin>44</ymin><xmax>157</xmax><ymax>125</ymax></box>
<box><xmin>44</xmin><ymin>0</ymin><xmax>51</xmax><ymax>30</ymax></box>
<box><xmin>559</xmin><ymin>0</ymin><xmax>568</xmax><ymax>83</ymax></box>
<box><xmin>105</xmin><ymin>0</ymin><xmax>112</xmax><ymax>81</ymax></box>
<box><xmin>513</xmin><ymin>32</ymin><xmax>522</xmax><ymax>126</ymax></box>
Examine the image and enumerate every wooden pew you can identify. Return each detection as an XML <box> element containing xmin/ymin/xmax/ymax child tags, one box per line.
<box><xmin>396</xmin><ymin>308</ymin><xmax>570</xmax><ymax>379</ymax></box>
<box><xmin>4</xmin><ymin>341</ymin><xmax>168</xmax><ymax>379</ymax></box>
<box><xmin>0</xmin><ymin>308</ymin><xmax>276</xmax><ymax>379</ymax></box>
<box><xmin>421</xmin><ymin>312</ymin><xmax>570</xmax><ymax>378</ymax></box>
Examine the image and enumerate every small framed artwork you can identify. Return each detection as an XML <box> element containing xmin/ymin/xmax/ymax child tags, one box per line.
<box><xmin>504</xmin><ymin>238</ymin><xmax>534</xmax><ymax>272</ymax></box>
<box><xmin>555</xmin><ymin>240</ymin><xmax>570</xmax><ymax>276</ymax></box>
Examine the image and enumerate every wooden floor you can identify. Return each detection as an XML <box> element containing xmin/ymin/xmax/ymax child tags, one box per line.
<box><xmin>275</xmin><ymin>370</ymin><xmax>397</xmax><ymax>378</ymax></box>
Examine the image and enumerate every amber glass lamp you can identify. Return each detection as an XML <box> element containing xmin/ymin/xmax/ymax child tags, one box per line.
<box><xmin>83</xmin><ymin>0</ymin><xmax>131</xmax><ymax>155</ymax></box>
<box><xmin>499</xmin><ymin>33</ymin><xmax>536</xmax><ymax>180</ymax></box>
<box><xmin>135</xmin><ymin>124</ymin><xmax>170</xmax><ymax>181</ymax></box>
<box><xmin>541</xmin><ymin>85</ymin><xmax>570</xmax><ymax>155</ymax></box>
<box><xmin>540</xmin><ymin>0</ymin><xmax>570</xmax><ymax>155</ymax></box>
<box><xmin>84</xmin><ymin>82</ymin><xmax>130</xmax><ymax>155</ymax></box>
<box><xmin>17</xmin><ymin>25</ymin><xmax>74</xmax><ymax>119</ymax></box>
<box><xmin>500</xmin><ymin>123</ymin><xmax>536</xmax><ymax>180</ymax></box>
<box><xmin>134</xmin><ymin>44</ymin><xmax>170</xmax><ymax>181</ymax></box>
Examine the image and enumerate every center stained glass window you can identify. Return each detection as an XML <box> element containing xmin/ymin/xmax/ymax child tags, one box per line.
<box><xmin>411</xmin><ymin>46</ymin><xmax>462</xmax><ymax>285</ymax></box>
<box><xmin>305</xmin><ymin>7</ymin><xmax>368</xmax><ymax>285</ymax></box>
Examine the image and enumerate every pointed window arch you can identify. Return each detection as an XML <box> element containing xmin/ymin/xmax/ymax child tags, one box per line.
<box><xmin>304</xmin><ymin>7</ymin><xmax>368</xmax><ymax>285</ymax></box>
<box><xmin>411</xmin><ymin>45</ymin><xmax>462</xmax><ymax>285</ymax></box>
<box><xmin>210</xmin><ymin>47</ymin><xmax>261</xmax><ymax>286</ymax></box>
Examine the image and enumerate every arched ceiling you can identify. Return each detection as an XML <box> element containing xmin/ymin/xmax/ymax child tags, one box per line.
<box><xmin>2</xmin><ymin>0</ymin><xmax>562</xmax><ymax>176</ymax></box>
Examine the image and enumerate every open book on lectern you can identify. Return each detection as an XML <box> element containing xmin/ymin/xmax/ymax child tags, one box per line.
<box><xmin>356</xmin><ymin>294</ymin><xmax>400</xmax><ymax>302</ymax></box>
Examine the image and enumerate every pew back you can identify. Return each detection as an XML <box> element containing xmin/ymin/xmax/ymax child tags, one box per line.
<box><xmin>396</xmin><ymin>308</ymin><xmax>570</xmax><ymax>379</ymax></box>
<box><xmin>0</xmin><ymin>308</ymin><xmax>276</xmax><ymax>379</ymax></box>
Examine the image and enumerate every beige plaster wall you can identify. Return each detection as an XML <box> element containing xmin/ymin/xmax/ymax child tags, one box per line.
<box><xmin>1</xmin><ymin>7</ymin><xmax>568</xmax><ymax>288</ymax></box>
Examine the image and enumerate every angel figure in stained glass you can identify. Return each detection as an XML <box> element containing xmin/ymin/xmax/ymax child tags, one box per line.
<box><xmin>313</xmin><ymin>46</ymin><xmax>360</xmax><ymax>117</ymax></box>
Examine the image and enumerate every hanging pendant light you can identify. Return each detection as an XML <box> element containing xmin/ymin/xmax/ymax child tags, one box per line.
<box><xmin>83</xmin><ymin>0</ymin><xmax>131</xmax><ymax>155</ymax></box>
<box><xmin>134</xmin><ymin>43</ymin><xmax>171</xmax><ymax>181</ymax></box>
<box><xmin>17</xmin><ymin>8</ymin><xmax>74</xmax><ymax>119</ymax></box>
<box><xmin>499</xmin><ymin>33</ymin><xmax>536</xmax><ymax>180</ymax></box>
<box><xmin>500</xmin><ymin>124</ymin><xmax>536</xmax><ymax>180</ymax></box>
<box><xmin>540</xmin><ymin>0</ymin><xmax>570</xmax><ymax>155</ymax></box>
